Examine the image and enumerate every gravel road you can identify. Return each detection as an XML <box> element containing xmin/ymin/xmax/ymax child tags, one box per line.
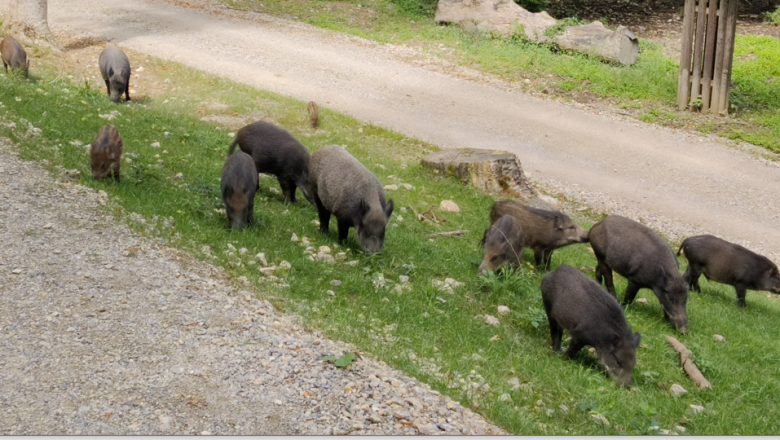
<box><xmin>47</xmin><ymin>0</ymin><xmax>780</xmax><ymax>262</ymax></box>
<box><xmin>0</xmin><ymin>140</ymin><xmax>503</xmax><ymax>435</ymax></box>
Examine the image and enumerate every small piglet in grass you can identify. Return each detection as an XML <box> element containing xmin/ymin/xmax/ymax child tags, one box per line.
<box><xmin>542</xmin><ymin>265</ymin><xmax>641</xmax><ymax>388</ymax></box>
<box><xmin>0</xmin><ymin>36</ymin><xmax>29</xmax><ymax>77</ymax></box>
<box><xmin>90</xmin><ymin>125</ymin><xmax>123</xmax><ymax>181</ymax></box>
<box><xmin>221</xmin><ymin>150</ymin><xmax>258</xmax><ymax>230</ymax></box>
<box><xmin>309</xmin><ymin>145</ymin><xmax>393</xmax><ymax>254</ymax></box>
<box><xmin>589</xmin><ymin>215</ymin><xmax>689</xmax><ymax>332</ymax></box>
<box><xmin>678</xmin><ymin>234</ymin><xmax>780</xmax><ymax>308</ymax></box>
<box><xmin>489</xmin><ymin>201</ymin><xmax>588</xmax><ymax>270</ymax></box>
<box><xmin>478</xmin><ymin>214</ymin><xmax>523</xmax><ymax>274</ymax></box>
<box><xmin>230</xmin><ymin>120</ymin><xmax>313</xmax><ymax>205</ymax></box>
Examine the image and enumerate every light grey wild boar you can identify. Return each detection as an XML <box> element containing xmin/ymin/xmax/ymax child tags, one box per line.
<box><xmin>589</xmin><ymin>215</ymin><xmax>689</xmax><ymax>332</ymax></box>
<box><xmin>479</xmin><ymin>214</ymin><xmax>524</xmax><ymax>274</ymax></box>
<box><xmin>0</xmin><ymin>36</ymin><xmax>29</xmax><ymax>77</ymax></box>
<box><xmin>542</xmin><ymin>265</ymin><xmax>641</xmax><ymax>388</ymax></box>
<box><xmin>90</xmin><ymin>125</ymin><xmax>123</xmax><ymax>181</ymax></box>
<box><xmin>98</xmin><ymin>45</ymin><xmax>131</xmax><ymax>103</ymax></box>
<box><xmin>221</xmin><ymin>150</ymin><xmax>259</xmax><ymax>230</ymax></box>
<box><xmin>678</xmin><ymin>234</ymin><xmax>780</xmax><ymax>308</ymax></box>
<box><xmin>489</xmin><ymin>201</ymin><xmax>588</xmax><ymax>270</ymax></box>
<box><xmin>309</xmin><ymin>145</ymin><xmax>394</xmax><ymax>254</ymax></box>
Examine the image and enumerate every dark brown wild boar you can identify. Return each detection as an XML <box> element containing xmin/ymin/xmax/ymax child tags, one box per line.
<box><xmin>309</xmin><ymin>145</ymin><xmax>393</xmax><ymax>254</ymax></box>
<box><xmin>542</xmin><ymin>265</ymin><xmax>641</xmax><ymax>388</ymax></box>
<box><xmin>221</xmin><ymin>150</ymin><xmax>258</xmax><ymax>230</ymax></box>
<box><xmin>589</xmin><ymin>215</ymin><xmax>688</xmax><ymax>332</ymax></box>
<box><xmin>90</xmin><ymin>125</ymin><xmax>123</xmax><ymax>181</ymax></box>
<box><xmin>678</xmin><ymin>234</ymin><xmax>780</xmax><ymax>308</ymax></box>
<box><xmin>98</xmin><ymin>45</ymin><xmax>131</xmax><ymax>103</ymax></box>
<box><xmin>229</xmin><ymin>121</ymin><xmax>313</xmax><ymax>205</ymax></box>
<box><xmin>478</xmin><ymin>214</ymin><xmax>523</xmax><ymax>274</ymax></box>
<box><xmin>0</xmin><ymin>36</ymin><xmax>29</xmax><ymax>77</ymax></box>
<box><xmin>490</xmin><ymin>201</ymin><xmax>588</xmax><ymax>270</ymax></box>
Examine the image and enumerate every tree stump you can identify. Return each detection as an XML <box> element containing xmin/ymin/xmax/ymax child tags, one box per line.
<box><xmin>422</xmin><ymin>148</ymin><xmax>538</xmax><ymax>202</ymax></box>
<box><xmin>555</xmin><ymin>21</ymin><xmax>639</xmax><ymax>65</ymax></box>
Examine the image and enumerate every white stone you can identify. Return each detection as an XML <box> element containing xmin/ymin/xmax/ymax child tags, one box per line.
<box><xmin>259</xmin><ymin>267</ymin><xmax>276</xmax><ymax>277</ymax></box>
<box><xmin>482</xmin><ymin>315</ymin><xmax>500</xmax><ymax>326</ymax></box>
<box><xmin>256</xmin><ymin>253</ymin><xmax>268</xmax><ymax>267</ymax></box>
<box><xmin>559</xmin><ymin>404</ymin><xmax>569</xmax><ymax>413</ymax></box>
<box><xmin>396</xmin><ymin>215</ymin><xmax>403</xmax><ymax>222</ymax></box>
<box><xmin>291</xmin><ymin>233</ymin><xmax>299</xmax><ymax>242</ymax></box>
<box><xmin>498</xmin><ymin>393</ymin><xmax>512</xmax><ymax>402</ymax></box>
<box><xmin>713</xmin><ymin>334</ymin><xmax>725</xmax><ymax>342</ymax></box>
<box><xmin>151</xmin><ymin>141</ymin><xmax>160</xmax><ymax>148</ymax></box>
<box><xmin>690</xmin><ymin>404</ymin><xmax>705</xmax><ymax>413</ymax></box>
<box><xmin>670</xmin><ymin>384</ymin><xmax>688</xmax><ymax>396</ymax></box>
<box><xmin>497</xmin><ymin>305</ymin><xmax>510</xmax><ymax>316</ymax></box>
<box><xmin>43</xmin><ymin>223</ymin><xmax>53</xmax><ymax>229</ymax></box>
<box><xmin>636</xmin><ymin>298</ymin><xmax>648</xmax><ymax>304</ymax></box>
<box><xmin>440</xmin><ymin>200</ymin><xmax>460</xmax><ymax>212</ymax></box>
<box><xmin>331</xmin><ymin>280</ymin><xmax>342</xmax><ymax>287</ymax></box>
<box><xmin>346</xmin><ymin>260</ymin><xmax>359</xmax><ymax>267</ymax></box>
<box><xmin>403</xmin><ymin>183</ymin><xmax>414</xmax><ymax>190</ymax></box>
<box><xmin>399</xmin><ymin>275</ymin><xmax>409</xmax><ymax>283</ymax></box>
<box><xmin>239</xmin><ymin>247</ymin><xmax>248</xmax><ymax>255</ymax></box>
<box><xmin>384</xmin><ymin>185</ymin><xmax>398</xmax><ymax>191</ymax></box>
<box><xmin>326</xmin><ymin>290</ymin><xmax>335</xmax><ymax>296</ymax></box>
<box><xmin>278</xmin><ymin>261</ymin><xmax>292</xmax><ymax>271</ymax></box>
<box><xmin>319</xmin><ymin>246</ymin><xmax>332</xmax><ymax>254</ymax></box>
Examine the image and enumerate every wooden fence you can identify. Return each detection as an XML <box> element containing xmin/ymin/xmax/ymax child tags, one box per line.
<box><xmin>677</xmin><ymin>0</ymin><xmax>738</xmax><ymax>115</ymax></box>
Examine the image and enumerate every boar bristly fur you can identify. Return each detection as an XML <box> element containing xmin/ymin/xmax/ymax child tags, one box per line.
<box><xmin>221</xmin><ymin>150</ymin><xmax>258</xmax><ymax>230</ymax></box>
<box><xmin>589</xmin><ymin>215</ymin><xmax>689</xmax><ymax>332</ymax></box>
<box><xmin>90</xmin><ymin>125</ymin><xmax>124</xmax><ymax>181</ymax></box>
<box><xmin>229</xmin><ymin>120</ymin><xmax>313</xmax><ymax>205</ymax></box>
<box><xmin>678</xmin><ymin>234</ymin><xmax>780</xmax><ymax>308</ymax></box>
<box><xmin>490</xmin><ymin>201</ymin><xmax>588</xmax><ymax>270</ymax></box>
<box><xmin>542</xmin><ymin>265</ymin><xmax>641</xmax><ymax>388</ymax></box>
<box><xmin>98</xmin><ymin>45</ymin><xmax>131</xmax><ymax>103</ymax></box>
<box><xmin>309</xmin><ymin>145</ymin><xmax>393</xmax><ymax>254</ymax></box>
<box><xmin>0</xmin><ymin>36</ymin><xmax>29</xmax><ymax>77</ymax></box>
<box><xmin>479</xmin><ymin>215</ymin><xmax>524</xmax><ymax>274</ymax></box>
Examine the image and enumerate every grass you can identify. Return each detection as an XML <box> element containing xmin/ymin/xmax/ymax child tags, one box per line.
<box><xmin>2</xmin><ymin>56</ymin><xmax>780</xmax><ymax>435</ymax></box>
<box><xmin>218</xmin><ymin>0</ymin><xmax>780</xmax><ymax>153</ymax></box>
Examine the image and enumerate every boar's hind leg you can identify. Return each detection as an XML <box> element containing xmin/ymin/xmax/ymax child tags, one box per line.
<box><xmin>735</xmin><ymin>285</ymin><xmax>747</xmax><ymax>308</ymax></box>
<box><xmin>125</xmin><ymin>82</ymin><xmax>131</xmax><ymax>101</ymax></box>
<box><xmin>622</xmin><ymin>281</ymin><xmax>640</xmax><ymax>306</ymax></box>
<box><xmin>337</xmin><ymin>219</ymin><xmax>351</xmax><ymax>243</ymax></box>
<box><xmin>547</xmin><ymin>317</ymin><xmax>563</xmax><ymax>352</ymax></box>
<box><xmin>104</xmin><ymin>79</ymin><xmax>111</xmax><ymax>96</ymax></box>
<box><xmin>314</xmin><ymin>195</ymin><xmax>331</xmax><ymax>236</ymax></box>
<box><xmin>595</xmin><ymin>258</ymin><xmax>617</xmax><ymax>297</ymax></box>
<box><xmin>279</xmin><ymin>179</ymin><xmax>296</xmax><ymax>204</ymax></box>
<box><xmin>532</xmin><ymin>247</ymin><xmax>545</xmax><ymax>268</ymax></box>
<box><xmin>542</xmin><ymin>249</ymin><xmax>554</xmax><ymax>270</ymax></box>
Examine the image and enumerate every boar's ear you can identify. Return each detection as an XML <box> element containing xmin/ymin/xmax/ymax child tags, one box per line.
<box><xmin>109</xmin><ymin>67</ymin><xmax>114</xmax><ymax>77</ymax></box>
<box><xmin>633</xmin><ymin>332</ymin><xmax>642</xmax><ymax>348</ymax></box>
<box><xmin>359</xmin><ymin>198</ymin><xmax>370</xmax><ymax>217</ymax></box>
<box><xmin>554</xmin><ymin>216</ymin><xmax>563</xmax><ymax>230</ymax></box>
<box><xmin>384</xmin><ymin>200</ymin><xmax>394</xmax><ymax>219</ymax></box>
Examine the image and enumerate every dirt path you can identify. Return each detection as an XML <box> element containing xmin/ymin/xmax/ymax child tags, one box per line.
<box><xmin>47</xmin><ymin>0</ymin><xmax>780</xmax><ymax>260</ymax></box>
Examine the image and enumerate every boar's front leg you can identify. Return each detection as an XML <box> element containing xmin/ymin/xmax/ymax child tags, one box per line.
<box><xmin>315</xmin><ymin>195</ymin><xmax>330</xmax><ymax>236</ymax></box>
<box><xmin>622</xmin><ymin>281</ymin><xmax>640</xmax><ymax>306</ymax></box>
<box><xmin>337</xmin><ymin>219</ymin><xmax>351</xmax><ymax>243</ymax></box>
<box><xmin>735</xmin><ymin>285</ymin><xmax>747</xmax><ymax>308</ymax></box>
<box><xmin>564</xmin><ymin>336</ymin><xmax>585</xmax><ymax>359</ymax></box>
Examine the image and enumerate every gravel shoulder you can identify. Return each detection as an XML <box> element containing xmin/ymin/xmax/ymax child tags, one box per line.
<box><xmin>0</xmin><ymin>140</ymin><xmax>503</xmax><ymax>435</ymax></box>
<box><xmin>47</xmin><ymin>0</ymin><xmax>780</xmax><ymax>263</ymax></box>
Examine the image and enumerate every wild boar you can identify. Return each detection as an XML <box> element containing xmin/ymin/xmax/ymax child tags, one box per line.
<box><xmin>309</xmin><ymin>145</ymin><xmax>393</xmax><ymax>254</ymax></box>
<box><xmin>589</xmin><ymin>215</ymin><xmax>688</xmax><ymax>332</ymax></box>
<box><xmin>90</xmin><ymin>125</ymin><xmax>123</xmax><ymax>181</ymax></box>
<box><xmin>229</xmin><ymin>120</ymin><xmax>313</xmax><ymax>205</ymax></box>
<box><xmin>489</xmin><ymin>201</ymin><xmax>588</xmax><ymax>270</ymax></box>
<box><xmin>478</xmin><ymin>214</ymin><xmax>523</xmax><ymax>274</ymax></box>
<box><xmin>678</xmin><ymin>234</ymin><xmax>780</xmax><ymax>308</ymax></box>
<box><xmin>98</xmin><ymin>45</ymin><xmax>131</xmax><ymax>103</ymax></box>
<box><xmin>0</xmin><ymin>36</ymin><xmax>29</xmax><ymax>77</ymax></box>
<box><xmin>542</xmin><ymin>265</ymin><xmax>641</xmax><ymax>388</ymax></box>
<box><xmin>221</xmin><ymin>150</ymin><xmax>258</xmax><ymax>230</ymax></box>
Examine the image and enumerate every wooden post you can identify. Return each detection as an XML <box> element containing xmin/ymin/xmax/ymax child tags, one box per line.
<box><xmin>677</xmin><ymin>0</ymin><xmax>737</xmax><ymax>115</ymax></box>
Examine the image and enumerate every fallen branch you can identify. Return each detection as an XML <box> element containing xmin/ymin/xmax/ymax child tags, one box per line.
<box><xmin>408</xmin><ymin>204</ymin><xmax>425</xmax><ymax>222</ymax></box>
<box><xmin>428</xmin><ymin>229</ymin><xmax>468</xmax><ymax>238</ymax></box>
<box><xmin>666</xmin><ymin>336</ymin><xmax>712</xmax><ymax>390</ymax></box>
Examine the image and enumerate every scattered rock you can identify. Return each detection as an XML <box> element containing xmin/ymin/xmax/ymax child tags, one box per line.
<box><xmin>256</xmin><ymin>253</ymin><xmax>268</xmax><ymax>267</ymax></box>
<box><xmin>482</xmin><ymin>315</ymin><xmax>500</xmax><ymax>326</ymax></box>
<box><xmin>497</xmin><ymin>305</ymin><xmax>510</xmax><ymax>316</ymax></box>
<box><xmin>498</xmin><ymin>393</ymin><xmax>512</xmax><ymax>402</ymax></box>
<box><xmin>690</xmin><ymin>404</ymin><xmax>705</xmax><ymax>413</ymax></box>
<box><xmin>507</xmin><ymin>378</ymin><xmax>520</xmax><ymax>390</ymax></box>
<box><xmin>636</xmin><ymin>298</ymin><xmax>648</xmax><ymax>304</ymax></box>
<box><xmin>402</xmin><ymin>184</ymin><xmax>414</xmax><ymax>190</ymax></box>
<box><xmin>291</xmin><ymin>233</ymin><xmax>299</xmax><ymax>242</ymax></box>
<box><xmin>383</xmin><ymin>184</ymin><xmax>398</xmax><ymax>191</ymax></box>
<box><xmin>670</xmin><ymin>384</ymin><xmax>688</xmax><ymax>396</ymax></box>
<box><xmin>330</xmin><ymin>280</ymin><xmax>342</xmax><ymax>287</ymax></box>
<box><xmin>559</xmin><ymin>404</ymin><xmax>569</xmax><ymax>413</ymax></box>
<box><xmin>259</xmin><ymin>267</ymin><xmax>276</xmax><ymax>277</ymax></box>
<box><xmin>713</xmin><ymin>334</ymin><xmax>725</xmax><ymax>342</ymax></box>
<box><xmin>151</xmin><ymin>141</ymin><xmax>160</xmax><ymax>148</ymax></box>
<box><xmin>440</xmin><ymin>200</ymin><xmax>460</xmax><ymax>212</ymax></box>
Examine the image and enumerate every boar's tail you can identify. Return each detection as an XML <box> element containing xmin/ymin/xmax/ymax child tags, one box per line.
<box><xmin>676</xmin><ymin>243</ymin><xmax>685</xmax><ymax>256</ymax></box>
<box><xmin>228</xmin><ymin>139</ymin><xmax>239</xmax><ymax>156</ymax></box>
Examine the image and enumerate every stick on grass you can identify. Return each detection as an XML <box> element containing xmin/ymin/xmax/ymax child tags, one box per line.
<box><xmin>666</xmin><ymin>336</ymin><xmax>712</xmax><ymax>390</ymax></box>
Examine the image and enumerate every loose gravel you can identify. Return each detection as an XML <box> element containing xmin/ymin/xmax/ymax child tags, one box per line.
<box><xmin>0</xmin><ymin>139</ymin><xmax>504</xmax><ymax>435</ymax></box>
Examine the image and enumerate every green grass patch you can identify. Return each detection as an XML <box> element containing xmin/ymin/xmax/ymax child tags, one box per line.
<box><xmin>221</xmin><ymin>0</ymin><xmax>780</xmax><ymax>153</ymax></box>
<box><xmin>2</xmin><ymin>62</ymin><xmax>780</xmax><ymax>435</ymax></box>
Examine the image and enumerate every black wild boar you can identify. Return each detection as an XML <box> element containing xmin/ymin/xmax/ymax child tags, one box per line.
<box><xmin>478</xmin><ymin>214</ymin><xmax>524</xmax><ymax>274</ymax></box>
<box><xmin>221</xmin><ymin>150</ymin><xmax>258</xmax><ymax>230</ymax></box>
<box><xmin>0</xmin><ymin>36</ymin><xmax>29</xmax><ymax>77</ymax></box>
<box><xmin>542</xmin><ymin>265</ymin><xmax>641</xmax><ymax>388</ymax></box>
<box><xmin>90</xmin><ymin>125</ymin><xmax>123</xmax><ymax>181</ymax></box>
<box><xmin>678</xmin><ymin>234</ymin><xmax>780</xmax><ymax>308</ymax></box>
<box><xmin>98</xmin><ymin>45</ymin><xmax>131</xmax><ymax>103</ymax></box>
<box><xmin>309</xmin><ymin>145</ymin><xmax>393</xmax><ymax>254</ymax></box>
<box><xmin>489</xmin><ymin>201</ymin><xmax>588</xmax><ymax>270</ymax></box>
<box><xmin>589</xmin><ymin>215</ymin><xmax>688</xmax><ymax>332</ymax></box>
<box><xmin>229</xmin><ymin>120</ymin><xmax>313</xmax><ymax>205</ymax></box>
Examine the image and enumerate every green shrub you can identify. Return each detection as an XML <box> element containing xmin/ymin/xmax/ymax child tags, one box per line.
<box><xmin>765</xmin><ymin>6</ymin><xmax>780</xmax><ymax>25</ymax></box>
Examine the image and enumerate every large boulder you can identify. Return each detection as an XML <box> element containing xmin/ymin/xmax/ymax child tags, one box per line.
<box><xmin>555</xmin><ymin>21</ymin><xmax>639</xmax><ymax>65</ymax></box>
<box><xmin>434</xmin><ymin>0</ymin><xmax>556</xmax><ymax>40</ymax></box>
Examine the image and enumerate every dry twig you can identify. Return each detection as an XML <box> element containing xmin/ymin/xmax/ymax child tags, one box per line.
<box><xmin>666</xmin><ymin>336</ymin><xmax>712</xmax><ymax>390</ymax></box>
<box><xmin>428</xmin><ymin>229</ymin><xmax>468</xmax><ymax>238</ymax></box>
